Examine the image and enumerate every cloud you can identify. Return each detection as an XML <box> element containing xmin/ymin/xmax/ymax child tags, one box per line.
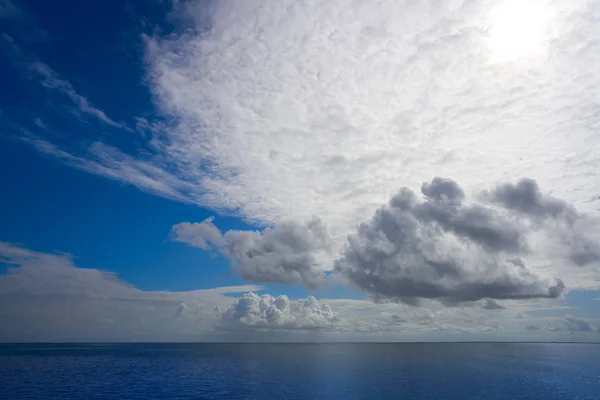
<box><xmin>483</xmin><ymin>299</ymin><xmax>506</xmax><ymax>310</ymax></box>
<box><xmin>18</xmin><ymin>0</ymin><xmax>598</xmax><ymax>255</ymax></box>
<box><xmin>335</xmin><ymin>177</ymin><xmax>568</xmax><ymax>304</ymax></box>
<box><xmin>170</xmin><ymin>216</ymin><xmax>226</xmax><ymax>250</ymax></box>
<box><xmin>0</xmin><ymin>34</ymin><xmax>125</xmax><ymax>129</ymax></box>
<box><xmin>483</xmin><ymin>179</ymin><xmax>600</xmax><ymax>267</ymax></box>
<box><xmin>139</xmin><ymin>0</ymin><xmax>600</xmax><ymax>236</ymax></box>
<box><xmin>484</xmin><ymin>178</ymin><xmax>573</xmax><ymax>219</ymax></box>
<box><xmin>219</xmin><ymin>292</ymin><xmax>341</xmax><ymax>331</ymax></box>
<box><xmin>1</xmin><ymin>242</ymin><xmax>595</xmax><ymax>341</ymax></box>
<box><xmin>24</xmin><ymin>138</ymin><xmax>198</xmax><ymax>205</ymax></box>
<box><xmin>172</xmin><ymin>177</ymin><xmax>600</xmax><ymax>302</ymax></box>
<box><xmin>564</xmin><ymin>315</ymin><xmax>592</xmax><ymax>332</ymax></box>
<box><xmin>8</xmin><ymin>0</ymin><xmax>600</xmax><ymax>302</ymax></box>
<box><xmin>0</xmin><ymin>0</ymin><xmax>21</xmax><ymax>19</ymax></box>
<box><xmin>524</xmin><ymin>316</ymin><xmax>598</xmax><ymax>335</ymax></box>
<box><xmin>526</xmin><ymin>325</ymin><xmax>541</xmax><ymax>332</ymax></box>
<box><xmin>0</xmin><ymin>242</ymin><xmax>260</xmax><ymax>341</ymax></box>
<box><xmin>172</xmin><ymin>216</ymin><xmax>332</xmax><ymax>288</ymax></box>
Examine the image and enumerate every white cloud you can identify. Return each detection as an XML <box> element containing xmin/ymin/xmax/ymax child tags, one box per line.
<box><xmin>7</xmin><ymin>0</ymin><xmax>600</xmax><ymax>317</ymax></box>
<box><xmin>22</xmin><ymin>0</ymin><xmax>600</xmax><ymax>289</ymax></box>
<box><xmin>171</xmin><ymin>216</ymin><xmax>332</xmax><ymax>288</ymax></box>
<box><xmin>219</xmin><ymin>292</ymin><xmax>341</xmax><ymax>331</ymax></box>
<box><xmin>24</xmin><ymin>138</ymin><xmax>198</xmax><ymax>204</ymax></box>
<box><xmin>0</xmin><ymin>34</ymin><xmax>126</xmax><ymax>129</ymax></box>
<box><xmin>18</xmin><ymin>0</ymin><xmax>598</xmax><ymax>247</ymax></box>
<box><xmin>140</xmin><ymin>0</ymin><xmax>600</xmax><ymax>240</ymax></box>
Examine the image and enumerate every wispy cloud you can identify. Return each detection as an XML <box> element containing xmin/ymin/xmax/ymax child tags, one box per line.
<box><xmin>1</xmin><ymin>34</ymin><xmax>127</xmax><ymax>129</ymax></box>
<box><xmin>0</xmin><ymin>0</ymin><xmax>22</xmax><ymax>19</ymax></box>
<box><xmin>24</xmin><ymin>137</ymin><xmax>197</xmax><ymax>203</ymax></box>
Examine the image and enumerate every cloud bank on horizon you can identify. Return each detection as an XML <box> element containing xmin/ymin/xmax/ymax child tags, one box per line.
<box><xmin>1</xmin><ymin>241</ymin><xmax>597</xmax><ymax>341</ymax></box>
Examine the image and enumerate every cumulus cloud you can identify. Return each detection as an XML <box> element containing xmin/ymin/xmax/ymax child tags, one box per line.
<box><xmin>483</xmin><ymin>179</ymin><xmax>600</xmax><ymax>267</ymax></box>
<box><xmin>173</xmin><ymin>177</ymin><xmax>600</xmax><ymax>304</ymax></box>
<box><xmin>484</xmin><ymin>178</ymin><xmax>573</xmax><ymax>219</ymax></box>
<box><xmin>335</xmin><ymin>177</ymin><xmax>569</xmax><ymax>304</ymax></box>
<box><xmin>219</xmin><ymin>292</ymin><xmax>341</xmax><ymax>331</ymax></box>
<box><xmin>170</xmin><ymin>216</ymin><xmax>226</xmax><ymax>250</ymax></box>
<box><xmin>171</xmin><ymin>217</ymin><xmax>332</xmax><ymax>288</ymax></box>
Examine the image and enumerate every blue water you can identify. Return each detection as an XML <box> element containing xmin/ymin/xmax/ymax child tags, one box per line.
<box><xmin>1</xmin><ymin>343</ymin><xmax>599</xmax><ymax>399</ymax></box>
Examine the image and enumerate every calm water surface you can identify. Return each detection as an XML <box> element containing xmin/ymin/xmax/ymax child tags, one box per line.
<box><xmin>1</xmin><ymin>343</ymin><xmax>599</xmax><ymax>399</ymax></box>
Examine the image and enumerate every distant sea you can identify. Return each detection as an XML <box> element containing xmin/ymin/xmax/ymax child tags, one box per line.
<box><xmin>1</xmin><ymin>343</ymin><xmax>599</xmax><ymax>399</ymax></box>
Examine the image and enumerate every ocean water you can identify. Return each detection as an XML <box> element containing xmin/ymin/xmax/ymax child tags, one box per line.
<box><xmin>1</xmin><ymin>343</ymin><xmax>599</xmax><ymax>399</ymax></box>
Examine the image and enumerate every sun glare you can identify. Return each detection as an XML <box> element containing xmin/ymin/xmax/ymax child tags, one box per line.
<box><xmin>487</xmin><ymin>0</ymin><xmax>553</xmax><ymax>62</ymax></box>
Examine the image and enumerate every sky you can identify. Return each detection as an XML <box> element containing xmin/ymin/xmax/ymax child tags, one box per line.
<box><xmin>1</xmin><ymin>0</ymin><xmax>599</xmax><ymax>342</ymax></box>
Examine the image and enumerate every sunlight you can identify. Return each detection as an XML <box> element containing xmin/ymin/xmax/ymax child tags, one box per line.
<box><xmin>487</xmin><ymin>0</ymin><xmax>553</xmax><ymax>62</ymax></box>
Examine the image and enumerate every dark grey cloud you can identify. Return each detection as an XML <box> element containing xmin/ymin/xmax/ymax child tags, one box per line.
<box><xmin>485</xmin><ymin>179</ymin><xmax>600</xmax><ymax>267</ymax></box>
<box><xmin>171</xmin><ymin>217</ymin><xmax>331</xmax><ymax>289</ymax></box>
<box><xmin>564</xmin><ymin>315</ymin><xmax>592</xmax><ymax>332</ymax></box>
<box><xmin>421</xmin><ymin>177</ymin><xmax>465</xmax><ymax>204</ymax></box>
<box><xmin>172</xmin><ymin>177</ymin><xmax>599</xmax><ymax>305</ymax></box>
<box><xmin>482</xmin><ymin>299</ymin><xmax>506</xmax><ymax>310</ymax></box>
<box><xmin>484</xmin><ymin>178</ymin><xmax>573</xmax><ymax>219</ymax></box>
<box><xmin>335</xmin><ymin>177</ymin><xmax>566</xmax><ymax>305</ymax></box>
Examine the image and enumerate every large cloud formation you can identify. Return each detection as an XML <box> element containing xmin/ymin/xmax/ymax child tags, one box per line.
<box><xmin>25</xmin><ymin>0</ymin><xmax>600</xmax><ymax>250</ymax></box>
<box><xmin>171</xmin><ymin>217</ymin><xmax>332</xmax><ymax>288</ymax></box>
<box><xmin>15</xmin><ymin>0</ymin><xmax>600</xmax><ymax>296</ymax></box>
<box><xmin>335</xmin><ymin>178</ymin><xmax>573</xmax><ymax>304</ymax></box>
<box><xmin>174</xmin><ymin>178</ymin><xmax>600</xmax><ymax>305</ymax></box>
<box><xmin>137</xmin><ymin>0</ymin><xmax>600</xmax><ymax>239</ymax></box>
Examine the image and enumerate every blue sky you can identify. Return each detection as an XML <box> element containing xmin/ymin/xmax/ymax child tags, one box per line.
<box><xmin>1</xmin><ymin>0</ymin><xmax>237</xmax><ymax>292</ymax></box>
<box><xmin>1</xmin><ymin>0</ymin><xmax>600</xmax><ymax>342</ymax></box>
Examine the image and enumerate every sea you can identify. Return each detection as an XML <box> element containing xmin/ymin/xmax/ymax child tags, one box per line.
<box><xmin>1</xmin><ymin>343</ymin><xmax>599</xmax><ymax>399</ymax></box>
